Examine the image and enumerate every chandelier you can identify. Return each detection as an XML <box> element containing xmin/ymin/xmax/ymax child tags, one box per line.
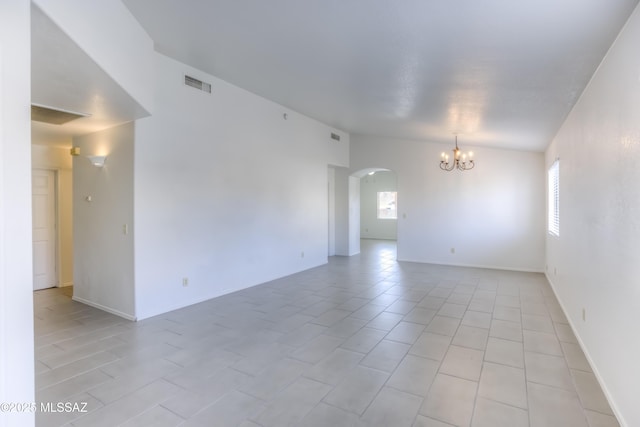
<box><xmin>440</xmin><ymin>135</ymin><xmax>475</xmax><ymax>171</ymax></box>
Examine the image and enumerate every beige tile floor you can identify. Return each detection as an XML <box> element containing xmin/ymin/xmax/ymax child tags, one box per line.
<box><xmin>34</xmin><ymin>240</ymin><xmax>619</xmax><ymax>427</ymax></box>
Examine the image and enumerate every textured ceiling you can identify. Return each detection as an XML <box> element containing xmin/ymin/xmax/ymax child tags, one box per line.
<box><xmin>122</xmin><ymin>0</ymin><xmax>639</xmax><ymax>151</ymax></box>
<box><xmin>31</xmin><ymin>4</ymin><xmax>148</xmax><ymax>146</ymax></box>
<box><xmin>31</xmin><ymin>1</ymin><xmax>639</xmax><ymax>151</ymax></box>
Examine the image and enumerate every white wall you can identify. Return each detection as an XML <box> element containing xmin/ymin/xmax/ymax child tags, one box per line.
<box><xmin>545</xmin><ymin>5</ymin><xmax>640</xmax><ymax>426</ymax></box>
<box><xmin>32</xmin><ymin>144</ymin><xmax>73</xmax><ymax>287</ymax></box>
<box><xmin>328</xmin><ymin>133</ymin><xmax>349</xmax><ymax>169</ymax></box>
<box><xmin>334</xmin><ymin>167</ymin><xmax>350</xmax><ymax>256</ymax></box>
<box><xmin>334</xmin><ymin>168</ymin><xmax>361</xmax><ymax>256</ymax></box>
<box><xmin>348</xmin><ymin>176</ymin><xmax>361</xmax><ymax>255</ymax></box>
<box><xmin>73</xmin><ymin>123</ymin><xmax>135</xmax><ymax>320</ymax></box>
<box><xmin>33</xmin><ymin>0</ymin><xmax>154</xmax><ymax>114</ymax></box>
<box><xmin>0</xmin><ymin>2</ymin><xmax>35</xmax><ymax>426</ymax></box>
<box><xmin>351</xmin><ymin>135</ymin><xmax>545</xmax><ymax>272</ymax></box>
<box><xmin>360</xmin><ymin>171</ymin><xmax>398</xmax><ymax>240</ymax></box>
<box><xmin>133</xmin><ymin>53</ymin><xmax>349</xmax><ymax>320</ymax></box>
<box><xmin>328</xmin><ymin>167</ymin><xmax>336</xmax><ymax>256</ymax></box>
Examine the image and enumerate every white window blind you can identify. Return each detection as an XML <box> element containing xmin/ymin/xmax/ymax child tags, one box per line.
<box><xmin>548</xmin><ymin>159</ymin><xmax>559</xmax><ymax>236</ymax></box>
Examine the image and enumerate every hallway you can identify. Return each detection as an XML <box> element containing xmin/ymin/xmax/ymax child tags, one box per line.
<box><xmin>34</xmin><ymin>240</ymin><xmax>616</xmax><ymax>426</ymax></box>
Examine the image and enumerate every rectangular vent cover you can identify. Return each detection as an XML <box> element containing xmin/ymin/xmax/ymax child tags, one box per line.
<box><xmin>331</xmin><ymin>132</ymin><xmax>341</xmax><ymax>141</ymax></box>
<box><xmin>184</xmin><ymin>75</ymin><xmax>211</xmax><ymax>93</ymax></box>
<box><xmin>31</xmin><ymin>104</ymin><xmax>89</xmax><ymax>125</ymax></box>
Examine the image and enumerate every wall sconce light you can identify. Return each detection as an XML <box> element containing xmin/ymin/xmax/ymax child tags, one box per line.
<box><xmin>87</xmin><ymin>155</ymin><xmax>107</xmax><ymax>167</ymax></box>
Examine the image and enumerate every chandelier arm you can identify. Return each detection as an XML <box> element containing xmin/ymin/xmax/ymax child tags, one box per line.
<box><xmin>439</xmin><ymin>136</ymin><xmax>475</xmax><ymax>172</ymax></box>
<box><xmin>440</xmin><ymin>160</ymin><xmax>455</xmax><ymax>171</ymax></box>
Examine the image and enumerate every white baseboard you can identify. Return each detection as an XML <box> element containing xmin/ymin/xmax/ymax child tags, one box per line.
<box><xmin>59</xmin><ymin>281</ymin><xmax>73</xmax><ymax>287</ymax></box>
<box><xmin>397</xmin><ymin>257</ymin><xmax>544</xmax><ymax>273</ymax></box>
<box><xmin>135</xmin><ymin>260</ymin><xmax>329</xmax><ymax>321</ymax></box>
<box><xmin>72</xmin><ymin>296</ymin><xmax>136</xmax><ymax>321</ymax></box>
<box><xmin>544</xmin><ymin>272</ymin><xmax>626</xmax><ymax>427</ymax></box>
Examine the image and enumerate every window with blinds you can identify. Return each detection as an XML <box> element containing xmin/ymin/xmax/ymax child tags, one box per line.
<box><xmin>548</xmin><ymin>159</ymin><xmax>559</xmax><ymax>236</ymax></box>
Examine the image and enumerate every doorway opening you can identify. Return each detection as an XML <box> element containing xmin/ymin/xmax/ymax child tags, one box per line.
<box><xmin>329</xmin><ymin>168</ymin><xmax>401</xmax><ymax>261</ymax></box>
<box><xmin>31</xmin><ymin>144</ymin><xmax>74</xmax><ymax>296</ymax></box>
<box><xmin>359</xmin><ymin>238</ymin><xmax>397</xmax><ymax>263</ymax></box>
<box><xmin>358</xmin><ymin>169</ymin><xmax>398</xmax><ymax>242</ymax></box>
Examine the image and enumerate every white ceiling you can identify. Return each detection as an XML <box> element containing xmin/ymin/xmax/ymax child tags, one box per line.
<box><xmin>120</xmin><ymin>0</ymin><xmax>638</xmax><ymax>152</ymax></box>
<box><xmin>31</xmin><ymin>1</ymin><xmax>639</xmax><ymax>151</ymax></box>
<box><xmin>31</xmin><ymin>4</ymin><xmax>148</xmax><ymax>147</ymax></box>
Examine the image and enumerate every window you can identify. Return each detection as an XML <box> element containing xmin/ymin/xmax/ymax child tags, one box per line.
<box><xmin>377</xmin><ymin>191</ymin><xmax>397</xmax><ymax>219</ymax></box>
<box><xmin>548</xmin><ymin>159</ymin><xmax>559</xmax><ymax>236</ymax></box>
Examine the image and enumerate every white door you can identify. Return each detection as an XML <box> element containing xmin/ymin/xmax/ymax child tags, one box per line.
<box><xmin>32</xmin><ymin>169</ymin><xmax>57</xmax><ymax>290</ymax></box>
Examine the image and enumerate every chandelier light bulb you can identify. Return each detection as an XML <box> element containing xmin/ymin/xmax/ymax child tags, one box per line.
<box><xmin>439</xmin><ymin>135</ymin><xmax>475</xmax><ymax>172</ymax></box>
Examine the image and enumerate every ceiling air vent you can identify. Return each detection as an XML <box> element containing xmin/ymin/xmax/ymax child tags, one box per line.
<box><xmin>330</xmin><ymin>132</ymin><xmax>341</xmax><ymax>141</ymax></box>
<box><xmin>184</xmin><ymin>74</ymin><xmax>211</xmax><ymax>93</ymax></box>
<box><xmin>31</xmin><ymin>104</ymin><xmax>89</xmax><ymax>125</ymax></box>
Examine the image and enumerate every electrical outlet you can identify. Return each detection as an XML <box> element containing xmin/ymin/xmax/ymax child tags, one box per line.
<box><xmin>122</xmin><ymin>224</ymin><xmax>128</xmax><ymax>235</ymax></box>
<box><xmin>450</xmin><ymin>247</ymin><xmax>455</xmax><ymax>254</ymax></box>
<box><xmin>582</xmin><ymin>308</ymin><xmax>586</xmax><ymax>322</ymax></box>
<box><xmin>301</xmin><ymin>251</ymin><xmax>305</xmax><ymax>258</ymax></box>
<box><xmin>182</xmin><ymin>277</ymin><xmax>188</xmax><ymax>287</ymax></box>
